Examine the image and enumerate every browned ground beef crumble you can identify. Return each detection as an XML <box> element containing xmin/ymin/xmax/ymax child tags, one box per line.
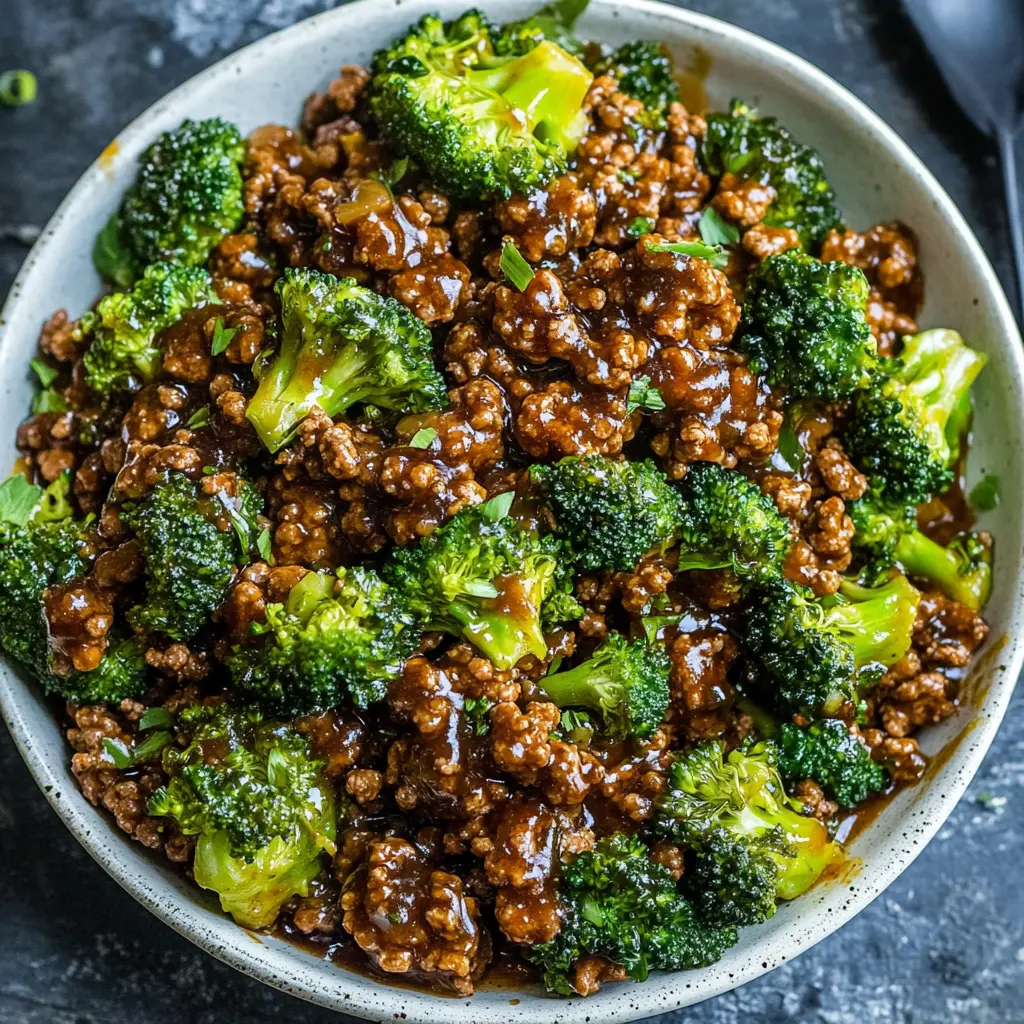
<box><xmin>13</xmin><ymin>62</ymin><xmax>989</xmax><ymax>997</ymax></box>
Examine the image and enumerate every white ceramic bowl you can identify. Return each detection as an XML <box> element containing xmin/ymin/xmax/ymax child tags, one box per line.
<box><xmin>1</xmin><ymin>1</ymin><xmax>1022</xmax><ymax>1020</ymax></box>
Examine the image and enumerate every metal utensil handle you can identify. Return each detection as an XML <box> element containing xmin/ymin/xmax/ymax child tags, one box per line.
<box><xmin>997</xmin><ymin>125</ymin><xmax>1024</xmax><ymax>321</ymax></box>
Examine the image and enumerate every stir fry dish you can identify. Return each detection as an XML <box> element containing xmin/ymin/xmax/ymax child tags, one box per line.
<box><xmin>0</xmin><ymin>1</ymin><xmax>993</xmax><ymax>999</ymax></box>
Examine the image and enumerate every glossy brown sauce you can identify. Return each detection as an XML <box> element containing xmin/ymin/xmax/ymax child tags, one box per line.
<box><xmin>673</xmin><ymin>45</ymin><xmax>712</xmax><ymax>115</ymax></box>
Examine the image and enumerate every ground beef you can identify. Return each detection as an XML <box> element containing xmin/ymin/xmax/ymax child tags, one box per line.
<box><xmin>340</xmin><ymin>836</ymin><xmax>486</xmax><ymax>993</ymax></box>
<box><xmin>649</xmin><ymin>345</ymin><xmax>782</xmax><ymax>475</ymax></box>
<box><xmin>913</xmin><ymin>591</ymin><xmax>989</xmax><ymax>668</ymax></box>
<box><xmin>266</xmin><ymin>476</ymin><xmax>346</xmax><ymax>568</ymax></box>
<box><xmin>814</xmin><ymin>438</ymin><xmax>868</xmax><ymax>501</ymax></box>
<box><xmin>742</xmin><ymin>223</ymin><xmax>802</xmax><ymax>261</ymax></box>
<box><xmin>66</xmin><ymin>703</ymin><xmax>178</xmax><ymax>853</ymax></box>
<box><xmin>821</xmin><ymin>221</ymin><xmax>923</xmax><ymax>355</ymax></box>
<box><xmin>495</xmin><ymin>173</ymin><xmax>596</xmax><ymax>261</ymax></box>
<box><xmin>597</xmin><ymin>727</ymin><xmax>674</xmax><ymax>822</ymax></box>
<box><xmin>517</xmin><ymin>380</ymin><xmax>634</xmax><ymax>458</ymax></box>
<box><xmin>793</xmin><ymin>778</ymin><xmax>839</xmax><ymax>823</ymax></box>
<box><xmin>386</xmin><ymin>654</ymin><xmax>510</xmax><ymax>824</ymax></box>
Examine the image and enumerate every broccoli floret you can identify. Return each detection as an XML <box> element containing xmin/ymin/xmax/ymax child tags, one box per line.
<box><xmin>76</xmin><ymin>261</ymin><xmax>220</xmax><ymax>398</ymax></box>
<box><xmin>246</xmin><ymin>268</ymin><xmax>447</xmax><ymax>453</ymax></box>
<box><xmin>653</xmin><ymin>741</ymin><xmax>841</xmax><ymax>914</ymax></box>
<box><xmin>777</xmin><ymin>718</ymin><xmax>888</xmax><ymax>809</ymax></box>
<box><xmin>493</xmin><ymin>0</ymin><xmax>588</xmax><ymax>57</ymax></box>
<box><xmin>148</xmin><ymin>702</ymin><xmax>336</xmax><ymax>929</ymax></box>
<box><xmin>526</xmin><ymin>832</ymin><xmax>738</xmax><ymax>995</ymax></box>
<box><xmin>369</xmin><ymin>10</ymin><xmax>592</xmax><ymax>201</ymax></box>
<box><xmin>531</xmin><ymin>455</ymin><xmax>683</xmax><ymax>572</ymax></box>
<box><xmin>848</xmin><ymin>489</ymin><xmax>992</xmax><ymax>610</ymax></box>
<box><xmin>94</xmin><ymin>117</ymin><xmax>245</xmax><ymax>283</ymax></box>
<box><xmin>123</xmin><ymin>472</ymin><xmax>263</xmax><ymax>642</ymax></box>
<box><xmin>737</xmin><ymin>251</ymin><xmax>879</xmax><ymax>400</ymax></box>
<box><xmin>843</xmin><ymin>329</ymin><xmax>988</xmax><ymax>504</ymax></box>
<box><xmin>536</xmin><ymin>632</ymin><xmax>670</xmax><ymax>740</ymax></box>
<box><xmin>593</xmin><ymin>41</ymin><xmax>679</xmax><ymax>115</ymax></box>
<box><xmin>383</xmin><ymin>493</ymin><xmax>581</xmax><ymax>670</ymax></box>
<box><xmin>0</xmin><ymin>481</ymin><xmax>147</xmax><ymax>702</ymax></box>
<box><xmin>702</xmin><ymin>99</ymin><xmax>842</xmax><ymax>249</ymax></box>
<box><xmin>683</xmin><ymin>829</ymin><xmax>781</xmax><ymax>929</ymax></box>
<box><xmin>226</xmin><ymin>567</ymin><xmax>419</xmax><ymax>716</ymax></box>
<box><xmin>744</xmin><ymin>575</ymin><xmax>920</xmax><ymax>715</ymax></box>
<box><xmin>674</xmin><ymin>462</ymin><xmax>792</xmax><ymax>589</ymax></box>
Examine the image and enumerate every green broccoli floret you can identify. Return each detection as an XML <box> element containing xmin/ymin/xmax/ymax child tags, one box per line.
<box><xmin>702</xmin><ymin>99</ymin><xmax>842</xmax><ymax>249</ymax></box>
<box><xmin>94</xmin><ymin>117</ymin><xmax>245</xmax><ymax>284</ymax></box>
<box><xmin>493</xmin><ymin>0</ymin><xmax>588</xmax><ymax>57</ymax></box>
<box><xmin>843</xmin><ymin>329</ymin><xmax>988</xmax><ymax>504</ymax></box>
<box><xmin>536</xmin><ymin>632</ymin><xmax>670</xmax><ymax>740</ymax></box>
<box><xmin>777</xmin><ymin>718</ymin><xmax>887</xmax><ymax>809</ymax></box>
<box><xmin>653</xmin><ymin>741</ymin><xmax>841</xmax><ymax>920</ymax></box>
<box><xmin>246</xmin><ymin>268</ymin><xmax>447</xmax><ymax>453</ymax></box>
<box><xmin>531</xmin><ymin>454</ymin><xmax>683</xmax><ymax>572</ymax></box>
<box><xmin>122</xmin><ymin>472</ymin><xmax>262</xmax><ymax>642</ymax></box>
<box><xmin>76</xmin><ymin>261</ymin><xmax>220</xmax><ymax>398</ymax></box>
<box><xmin>737</xmin><ymin>250</ymin><xmax>879</xmax><ymax>400</ymax></box>
<box><xmin>0</xmin><ymin>477</ymin><xmax>147</xmax><ymax>702</ymax></box>
<box><xmin>226</xmin><ymin>566</ymin><xmax>419</xmax><ymax>716</ymax></box>
<box><xmin>369</xmin><ymin>10</ymin><xmax>592</xmax><ymax>201</ymax></box>
<box><xmin>744</xmin><ymin>575</ymin><xmax>920</xmax><ymax>715</ymax></box>
<box><xmin>526</xmin><ymin>832</ymin><xmax>738</xmax><ymax>995</ymax></box>
<box><xmin>148</xmin><ymin>701</ymin><xmax>335</xmax><ymax>929</ymax></box>
<box><xmin>383</xmin><ymin>493</ymin><xmax>581</xmax><ymax>670</ymax></box>
<box><xmin>674</xmin><ymin>462</ymin><xmax>792</xmax><ymax>590</ymax></box>
<box><xmin>683</xmin><ymin>829</ymin><xmax>781</xmax><ymax>929</ymax></box>
<box><xmin>848</xmin><ymin>489</ymin><xmax>992</xmax><ymax>610</ymax></box>
<box><xmin>593</xmin><ymin>41</ymin><xmax>679</xmax><ymax>115</ymax></box>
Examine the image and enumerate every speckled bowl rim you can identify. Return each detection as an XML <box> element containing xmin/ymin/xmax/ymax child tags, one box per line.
<box><xmin>1</xmin><ymin>1</ymin><xmax>1022</xmax><ymax>1021</ymax></box>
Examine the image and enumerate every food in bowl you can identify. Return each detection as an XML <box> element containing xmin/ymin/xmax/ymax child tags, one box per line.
<box><xmin>0</xmin><ymin>0</ymin><xmax>994</xmax><ymax>1000</ymax></box>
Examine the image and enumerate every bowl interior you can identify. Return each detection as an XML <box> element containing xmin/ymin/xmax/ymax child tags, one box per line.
<box><xmin>1</xmin><ymin>2</ymin><xmax>1021</xmax><ymax>1022</ymax></box>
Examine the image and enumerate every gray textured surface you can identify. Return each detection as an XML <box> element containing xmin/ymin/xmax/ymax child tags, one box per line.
<box><xmin>1</xmin><ymin>1</ymin><xmax>1023</xmax><ymax>1021</ymax></box>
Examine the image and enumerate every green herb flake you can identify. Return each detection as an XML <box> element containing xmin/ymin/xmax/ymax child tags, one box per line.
<box><xmin>102</xmin><ymin>737</ymin><xmax>133</xmax><ymax>770</ymax></box>
<box><xmin>499</xmin><ymin>241</ymin><xmax>535</xmax><ymax>292</ymax></box>
<box><xmin>0</xmin><ymin>69</ymin><xmax>37</xmax><ymax>107</ymax></box>
<box><xmin>185</xmin><ymin>406</ymin><xmax>212</xmax><ymax>430</ymax></box>
<box><xmin>256</xmin><ymin>526</ymin><xmax>274</xmax><ymax>564</ymax></box>
<box><xmin>626</xmin><ymin>376</ymin><xmax>666</xmax><ymax>415</ymax></box>
<box><xmin>138</xmin><ymin>706</ymin><xmax>173</xmax><ymax>731</ymax></box>
<box><xmin>409</xmin><ymin>427</ymin><xmax>438</xmax><ymax>449</ymax></box>
<box><xmin>30</xmin><ymin>358</ymin><xmax>58</xmax><ymax>387</ymax></box>
<box><xmin>645</xmin><ymin>237</ymin><xmax>729</xmax><ymax>270</ymax></box>
<box><xmin>0</xmin><ymin>474</ymin><xmax>42</xmax><ymax>526</ymax></box>
<box><xmin>480</xmin><ymin>491</ymin><xmax>515</xmax><ymax>522</ymax></box>
<box><xmin>463</xmin><ymin>696</ymin><xmax>494</xmax><ymax>737</ymax></box>
<box><xmin>370</xmin><ymin>156</ymin><xmax>410</xmax><ymax>195</ymax></box>
<box><xmin>217</xmin><ymin>492</ymin><xmax>253</xmax><ymax>558</ymax></box>
<box><xmin>774</xmin><ymin>403</ymin><xmax>810</xmax><ymax>474</ymax></box>
<box><xmin>969</xmin><ymin>473</ymin><xmax>1000</xmax><ymax>512</ymax></box>
<box><xmin>699</xmin><ymin>206</ymin><xmax>741</xmax><ymax>247</ymax></box>
<box><xmin>132</xmin><ymin>730</ymin><xmax>174</xmax><ymax>763</ymax></box>
<box><xmin>976</xmin><ymin>790</ymin><xmax>1007</xmax><ymax>813</ymax></box>
<box><xmin>210</xmin><ymin>317</ymin><xmax>240</xmax><ymax>357</ymax></box>
<box><xmin>31</xmin><ymin>388</ymin><xmax>68</xmax><ymax>414</ymax></box>
<box><xmin>626</xmin><ymin>216</ymin><xmax>655</xmax><ymax>238</ymax></box>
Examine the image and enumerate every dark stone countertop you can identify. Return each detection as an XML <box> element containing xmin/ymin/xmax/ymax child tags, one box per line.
<box><xmin>1</xmin><ymin>2</ymin><xmax>1022</xmax><ymax>1021</ymax></box>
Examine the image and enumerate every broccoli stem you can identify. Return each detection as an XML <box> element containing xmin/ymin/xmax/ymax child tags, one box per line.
<box><xmin>899</xmin><ymin>329</ymin><xmax>986</xmax><ymax>457</ymax></box>
<box><xmin>537</xmin><ymin>658</ymin><xmax>619</xmax><ymax>713</ymax></box>
<box><xmin>470</xmin><ymin>41</ymin><xmax>591</xmax><ymax>151</ymax></box>
<box><xmin>247</xmin><ymin>342</ymin><xmax>370</xmax><ymax>454</ymax></box>
<box><xmin>895</xmin><ymin>530</ymin><xmax>991</xmax><ymax>611</ymax></box>
<box><xmin>446</xmin><ymin>575</ymin><xmax>547</xmax><ymax>670</ymax></box>
<box><xmin>825</xmin><ymin>576</ymin><xmax>920</xmax><ymax>673</ymax></box>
